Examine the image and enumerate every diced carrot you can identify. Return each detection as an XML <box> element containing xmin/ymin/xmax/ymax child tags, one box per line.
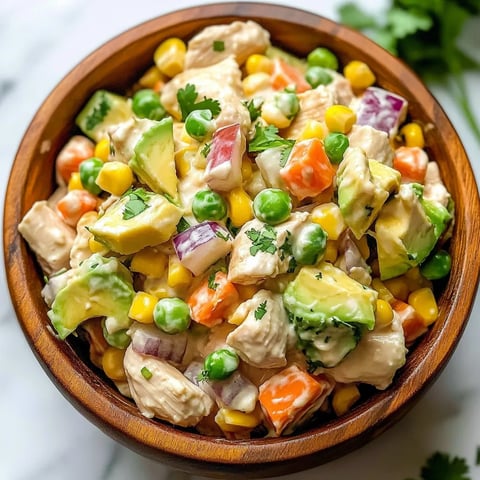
<box><xmin>271</xmin><ymin>58</ymin><xmax>311</xmax><ymax>93</ymax></box>
<box><xmin>187</xmin><ymin>271</ymin><xmax>240</xmax><ymax>328</ymax></box>
<box><xmin>280</xmin><ymin>138</ymin><xmax>335</xmax><ymax>200</ymax></box>
<box><xmin>391</xmin><ymin>298</ymin><xmax>428</xmax><ymax>345</ymax></box>
<box><xmin>56</xmin><ymin>189</ymin><xmax>98</xmax><ymax>227</ymax></box>
<box><xmin>393</xmin><ymin>146</ymin><xmax>429</xmax><ymax>184</ymax></box>
<box><xmin>56</xmin><ymin>135</ymin><xmax>95</xmax><ymax>184</ymax></box>
<box><xmin>258</xmin><ymin>365</ymin><xmax>332</xmax><ymax>435</ymax></box>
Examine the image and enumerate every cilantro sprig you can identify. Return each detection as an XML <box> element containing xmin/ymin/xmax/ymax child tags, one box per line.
<box><xmin>245</xmin><ymin>224</ymin><xmax>277</xmax><ymax>256</ymax></box>
<box><xmin>176</xmin><ymin>83</ymin><xmax>221</xmax><ymax>121</ymax></box>
<box><xmin>338</xmin><ymin>1</ymin><xmax>480</xmax><ymax>143</ymax></box>
<box><xmin>248</xmin><ymin>124</ymin><xmax>295</xmax><ymax>167</ymax></box>
<box><xmin>254</xmin><ymin>301</ymin><xmax>267</xmax><ymax>320</ymax></box>
<box><xmin>122</xmin><ymin>188</ymin><xmax>150</xmax><ymax>220</ymax></box>
<box><xmin>405</xmin><ymin>451</ymin><xmax>471</xmax><ymax>480</ymax></box>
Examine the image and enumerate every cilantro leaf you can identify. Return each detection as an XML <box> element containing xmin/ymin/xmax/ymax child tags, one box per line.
<box><xmin>201</xmin><ymin>142</ymin><xmax>211</xmax><ymax>157</ymax></box>
<box><xmin>85</xmin><ymin>92</ymin><xmax>110</xmax><ymax>131</ymax></box>
<box><xmin>215</xmin><ymin>230</ymin><xmax>230</xmax><ymax>241</ymax></box>
<box><xmin>122</xmin><ymin>188</ymin><xmax>150</xmax><ymax>220</ymax></box>
<box><xmin>254</xmin><ymin>301</ymin><xmax>267</xmax><ymax>320</ymax></box>
<box><xmin>243</xmin><ymin>98</ymin><xmax>263</xmax><ymax>121</ymax></box>
<box><xmin>176</xmin><ymin>217</ymin><xmax>191</xmax><ymax>233</ymax></box>
<box><xmin>249</xmin><ymin>124</ymin><xmax>295</xmax><ymax>153</ymax></box>
<box><xmin>338</xmin><ymin>3</ymin><xmax>378</xmax><ymax>29</ymax></box>
<box><xmin>207</xmin><ymin>272</ymin><xmax>219</xmax><ymax>290</ymax></box>
<box><xmin>419</xmin><ymin>452</ymin><xmax>470</xmax><ymax>480</ymax></box>
<box><xmin>245</xmin><ymin>224</ymin><xmax>277</xmax><ymax>256</ymax></box>
<box><xmin>387</xmin><ymin>7</ymin><xmax>433</xmax><ymax>39</ymax></box>
<box><xmin>176</xmin><ymin>83</ymin><xmax>221</xmax><ymax>121</ymax></box>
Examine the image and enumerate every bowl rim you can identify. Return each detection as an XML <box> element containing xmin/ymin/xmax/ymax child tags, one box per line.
<box><xmin>4</xmin><ymin>1</ymin><xmax>480</xmax><ymax>476</ymax></box>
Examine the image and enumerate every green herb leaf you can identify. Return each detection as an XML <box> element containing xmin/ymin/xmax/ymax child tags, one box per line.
<box><xmin>215</xmin><ymin>230</ymin><xmax>230</xmax><ymax>241</ymax></box>
<box><xmin>338</xmin><ymin>2</ymin><xmax>378</xmax><ymax>29</ymax></box>
<box><xmin>243</xmin><ymin>98</ymin><xmax>263</xmax><ymax>121</ymax></box>
<box><xmin>176</xmin><ymin>217</ymin><xmax>191</xmax><ymax>233</ymax></box>
<box><xmin>249</xmin><ymin>124</ymin><xmax>295</xmax><ymax>154</ymax></box>
<box><xmin>315</xmin><ymin>272</ymin><xmax>323</xmax><ymax>279</ymax></box>
<box><xmin>418</xmin><ymin>452</ymin><xmax>470</xmax><ymax>480</ymax></box>
<box><xmin>123</xmin><ymin>188</ymin><xmax>150</xmax><ymax>220</ymax></box>
<box><xmin>208</xmin><ymin>272</ymin><xmax>219</xmax><ymax>290</ymax></box>
<box><xmin>85</xmin><ymin>92</ymin><xmax>110</xmax><ymax>131</ymax></box>
<box><xmin>254</xmin><ymin>301</ymin><xmax>267</xmax><ymax>320</ymax></box>
<box><xmin>387</xmin><ymin>7</ymin><xmax>433</xmax><ymax>39</ymax></box>
<box><xmin>177</xmin><ymin>83</ymin><xmax>221</xmax><ymax>121</ymax></box>
<box><xmin>213</xmin><ymin>40</ymin><xmax>225</xmax><ymax>52</ymax></box>
<box><xmin>201</xmin><ymin>142</ymin><xmax>211</xmax><ymax>157</ymax></box>
<box><xmin>245</xmin><ymin>224</ymin><xmax>277</xmax><ymax>256</ymax></box>
<box><xmin>141</xmin><ymin>366</ymin><xmax>153</xmax><ymax>380</ymax></box>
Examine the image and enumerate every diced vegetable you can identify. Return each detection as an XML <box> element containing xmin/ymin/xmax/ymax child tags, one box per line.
<box><xmin>280</xmin><ymin>138</ymin><xmax>335</xmax><ymax>201</ymax></box>
<box><xmin>56</xmin><ymin>189</ymin><xmax>98</xmax><ymax>227</ymax></box>
<box><xmin>153</xmin><ymin>297</ymin><xmax>191</xmax><ymax>334</ymax></box>
<box><xmin>393</xmin><ymin>146</ymin><xmax>429</xmax><ymax>184</ymax></box>
<box><xmin>173</xmin><ymin>221</ymin><xmax>232</xmax><ymax>276</ymax></box>
<box><xmin>271</xmin><ymin>58</ymin><xmax>311</xmax><ymax>93</ymax></box>
<box><xmin>204</xmin><ymin>123</ymin><xmax>244</xmax><ymax>191</ymax></box>
<box><xmin>187</xmin><ymin>271</ymin><xmax>240</xmax><ymax>327</ymax></box>
<box><xmin>56</xmin><ymin>135</ymin><xmax>95</xmax><ymax>184</ymax></box>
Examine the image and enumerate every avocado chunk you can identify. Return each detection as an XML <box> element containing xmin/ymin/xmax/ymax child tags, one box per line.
<box><xmin>89</xmin><ymin>188</ymin><xmax>182</xmax><ymax>255</ymax></box>
<box><xmin>283</xmin><ymin>263</ymin><xmax>377</xmax><ymax>368</ymax></box>
<box><xmin>76</xmin><ymin>90</ymin><xmax>132</xmax><ymax>142</ymax></box>
<box><xmin>337</xmin><ymin>148</ymin><xmax>396</xmax><ymax>239</ymax></box>
<box><xmin>47</xmin><ymin>254</ymin><xmax>134</xmax><ymax>340</ymax></box>
<box><xmin>368</xmin><ymin>159</ymin><xmax>401</xmax><ymax>194</ymax></box>
<box><xmin>129</xmin><ymin>117</ymin><xmax>178</xmax><ymax>200</ymax></box>
<box><xmin>376</xmin><ymin>183</ymin><xmax>437</xmax><ymax>280</ymax></box>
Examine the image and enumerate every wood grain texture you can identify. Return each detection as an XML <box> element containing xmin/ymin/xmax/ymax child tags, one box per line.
<box><xmin>3</xmin><ymin>3</ymin><xmax>480</xmax><ymax>477</ymax></box>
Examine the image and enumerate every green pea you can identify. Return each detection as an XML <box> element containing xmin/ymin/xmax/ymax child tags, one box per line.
<box><xmin>132</xmin><ymin>89</ymin><xmax>166</xmax><ymax>120</ymax></box>
<box><xmin>253</xmin><ymin>188</ymin><xmax>292</xmax><ymax>225</ymax></box>
<box><xmin>203</xmin><ymin>349</ymin><xmax>239</xmax><ymax>380</ymax></box>
<box><xmin>307</xmin><ymin>47</ymin><xmax>339</xmax><ymax>70</ymax></box>
<box><xmin>305</xmin><ymin>66</ymin><xmax>333</xmax><ymax>88</ymax></box>
<box><xmin>420</xmin><ymin>250</ymin><xmax>452</xmax><ymax>280</ymax></box>
<box><xmin>324</xmin><ymin>132</ymin><xmax>349</xmax><ymax>164</ymax></box>
<box><xmin>79</xmin><ymin>157</ymin><xmax>103</xmax><ymax>195</ymax></box>
<box><xmin>274</xmin><ymin>90</ymin><xmax>299</xmax><ymax>119</ymax></box>
<box><xmin>293</xmin><ymin>223</ymin><xmax>328</xmax><ymax>265</ymax></box>
<box><xmin>185</xmin><ymin>109</ymin><xmax>214</xmax><ymax>141</ymax></box>
<box><xmin>192</xmin><ymin>189</ymin><xmax>227</xmax><ymax>222</ymax></box>
<box><xmin>153</xmin><ymin>297</ymin><xmax>191</xmax><ymax>334</ymax></box>
<box><xmin>101</xmin><ymin>319</ymin><xmax>131</xmax><ymax>349</ymax></box>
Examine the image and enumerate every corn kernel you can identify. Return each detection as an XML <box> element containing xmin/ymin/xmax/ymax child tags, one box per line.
<box><xmin>245</xmin><ymin>54</ymin><xmax>273</xmax><ymax>75</ymax></box>
<box><xmin>323</xmin><ymin>240</ymin><xmax>338</xmax><ymax>263</ymax></box>
<box><xmin>131</xmin><ymin>247</ymin><xmax>168</xmax><ymax>277</ymax></box>
<box><xmin>261</xmin><ymin>101</ymin><xmax>291</xmax><ymax>129</ymax></box>
<box><xmin>343</xmin><ymin>60</ymin><xmax>376</xmax><ymax>90</ymax></box>
<box><xmin>94</xmin><ymin>138</ymin><xmax>110</xmax><ymax>162</ymax></box>
<box><xmin>383</xmin><ymin>276</ymin><xmax>409</xmax><ymax>302</ymax></box>
<box><xmin>88</xmin><ymin>236</ymin><xmax>108</xmax><ymax>254</ymax></box>
<box><xmin>167</xmin><ymin>256</ymin><xmax>193</xmax><ymax>288</ymax></box>
<box><xmin>371</xmin><ymin>278</ymin><xmax>394</xmax><ymax>303</ymax></box>
<box><xmin>175</xmin><ymin>146</ymin><xmax>196</xmax><ymax>178</ymax></box>
<box><xmin>102</xmin><ymin>347</ymin><xmax>127</xmax><ymax>381</ymax></box>
<box><xmin>241</xmin><ymin>156</ymin><xmax>253</xmax><ymax>182</ymax></box>
<box><xmin>227</xmin><ymin>187</ymin><xmax>254</xmax><ymax>228</ymax></box>
<box><xmin>68</xmin><ymin>172</ymin><xmax>83</xmax><ymax>191</ymax></box>
<box><xmin>153</xmin><ymin>37</ymin><xmax>186</xmax><ymax>77</ymax></box>
<box><xmin>332</xmin><ymin>384</ymin><xmax>361</xmax><ymax>416</ymax></box>
<box><xmin>96</xmin><ymin>161</ymin><xmax>133</xmax><ymax>196</ymax></box>
<box><xmin>311</xmin><ymin>202</ymin><xmax>346</xmax><ymax>240</ymax></box>
<box><xmin>128</xmin><ymin>291</ymin><xmax>157</xmax><ymax>324</ymax></box>
<box><xmin>298</xmin><ymin>119</ymin><xmax>326</xmax><ymax>141</ymax></box>
<box><xmin>375</xmin><ymin>299</ymin><xmax>394</xmax><ymax>327</ymax></box>
<box><xmin>242</xmin><ymin>72</ymin><xmax>271</xmax><ymax>97</ymax></box>
<box><xmin>138</xmin><ymin>66</ymin><xmax>166</xmax><ymax>91</ymax></box>
<box><xmin>400</xmin><ymin>123</ymin><xmax>425</xmax><ymax>149</ymax></box>
<box><xmin>215</xmin><ymin>408</ymin><xmax>261</xmax><ymax>432</ymax></box>
<box><xmin>408</xmin><ymin>287</ymin><xmax>438</xmax><ymax>326</ymax></box>
<box><xmin>325</xmin><ymin>105</ymin><xmax>357</xmax><ymax>134</ymax></box>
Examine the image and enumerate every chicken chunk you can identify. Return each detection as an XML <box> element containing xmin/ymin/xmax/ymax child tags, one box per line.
<box><xmin>326</xmin><ymin>72</ymin><xmax>354</xmax><ymax>106</ymax></box>
<box><xmin>161</xmin><ymin>57</ymin><xmax>251</xmax><ymax>134</ymax></box>
<box><xmin>423</xmin><ymin>161</ymin><xmax>451</xmax><ymax>208</ymax></box>
<box><xmin>227</xmin><ymin>290</ymin><xmax>289</xmax><ymax>368</ymax></box>
<box><xmin>184</xmin><ymin>21</ymin><xmax>270</xmax><ymax>69</ymax></box>
<box><xmin>319</xmin><ymin>312</ymin><xmax>407</xmax><ymax>390</ymax></box>
<box><xmin>124</xmin><ymin>346</ymin><xmax>214</xmax><ymax>426</ymax></box>
<box><xmin>18</xmin><ymin>200</ymin><xmax>76</xmax><ymax>275</ymax></box>
<box><xmin>228</xmin><ymin>211</ymin><xmax>309</xmax><ymax>285</ymax></box>
<box><xmin>282</xmin><ymin>86</ymin><xmax>335</xmax><ymax>139</ymax></box>
<box><xmin>348</xmin><ymin>125</ymin><xmax>395</xmax><ymax>166</ymax></box>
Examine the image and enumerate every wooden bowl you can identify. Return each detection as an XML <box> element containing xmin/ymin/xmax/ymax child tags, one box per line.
<box><xmin>4</xmin><ymin>3</ymin><xmax>480</xmax><ymax>478</ymax></box>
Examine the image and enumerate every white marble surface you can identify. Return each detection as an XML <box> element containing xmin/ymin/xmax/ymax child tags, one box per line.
<box><xmin>1</xmin><ymin>1</ymin><xmax>479</xmax><ymax>479</ymax></box>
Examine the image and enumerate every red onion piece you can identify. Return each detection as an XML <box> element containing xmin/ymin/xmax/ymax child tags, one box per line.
<box><xmin>173</xmin><ymin>221</ymin><xmax>232</xmax><ymax>275</ymax></box>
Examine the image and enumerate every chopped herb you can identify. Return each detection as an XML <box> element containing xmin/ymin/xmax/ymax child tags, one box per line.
<box><xmin>207</xmin><ymin>272</ymin><xmax>219</xmax><ymax>290</ymax></box>
<box><xmin>89</xmin><ymin>263</ymin><xmax>99</xmax><ymax>270</ymax></box>
<box><xmin>215</xmin><ymin>230</ymin><xmax>230</xmax><ymax>241</ymax></box>
<box><xmin>324</xmin><ymin>336</ymin><xmax>331</xmax><ymax>344</ymax></box>
<box><xmin>365</xmin><ymin>205</ymin><xmax>374</xmax><ymax>217</ymax></box>
<box><xmin>287</xmin><ymin>257</ymin><xmax>297</xmax><ymax>273</ymax></box>
<box><xmin>254</xmin><ymin>301</ymin><xmax>268</xmax><ymax>320</ymax></box>
<box><xmin>315</xmin><ymin>272</ymin><xmax>323</xmax><ymax>280</ymax></box>
<box><xmin>245</xmin><ymin>224</ymin><xmax>277</xmax><ymax>256</ymax></box>
<box><xmin>405</xmin><ymin>451</ymin><xmax>471</xmax><ymax>480</ymax></box>
<box><xmin>243</xmin><ymin>98</ymin><xmax>263</xmax><ymax>121</ymax></box>
<box><xmin>201</xmin><ymin>142</ymin><xmax>211</xmax><ymax>157</ymax></box>
<box><xmin>85</xmin><ymin>91</ymin><xmax>110</xmax><ymax>131</ymax></box>
<box><xmin>177</xmin><ymin>83</ymin><xmax>221</xmax><ymax>121</ymax></box>
<box><xmin>176</xmin><ymin>217</ymin><xmax>191</xmax><ymax>233</ymax></box>
<box><xmin>279</xmin><ymin>232</ymin><xmax>293</xmax><ymax>261</ymax></box>
<box><xmin>197</xmin><ymin>369</ymin><xmax>210</xmax><ymax>382</ymax></box>
<box><xmin>213</xmin><ymin>40</ymin><xmax>225</xmax><ymax>52</ymax></box>
<box><xmin>141</xmin><ymin>366</ymin><xmax>153</xmax><ymax>380</ymax></box>
<box><xmin>123</xmin><ymin>188</ymin><xmax>150</xmax><ymax>220</ymax></box>
<box><xmin>248</xmin><ymin>124</ymin><xmax>295</xmax><ymax>166</ymax></box>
